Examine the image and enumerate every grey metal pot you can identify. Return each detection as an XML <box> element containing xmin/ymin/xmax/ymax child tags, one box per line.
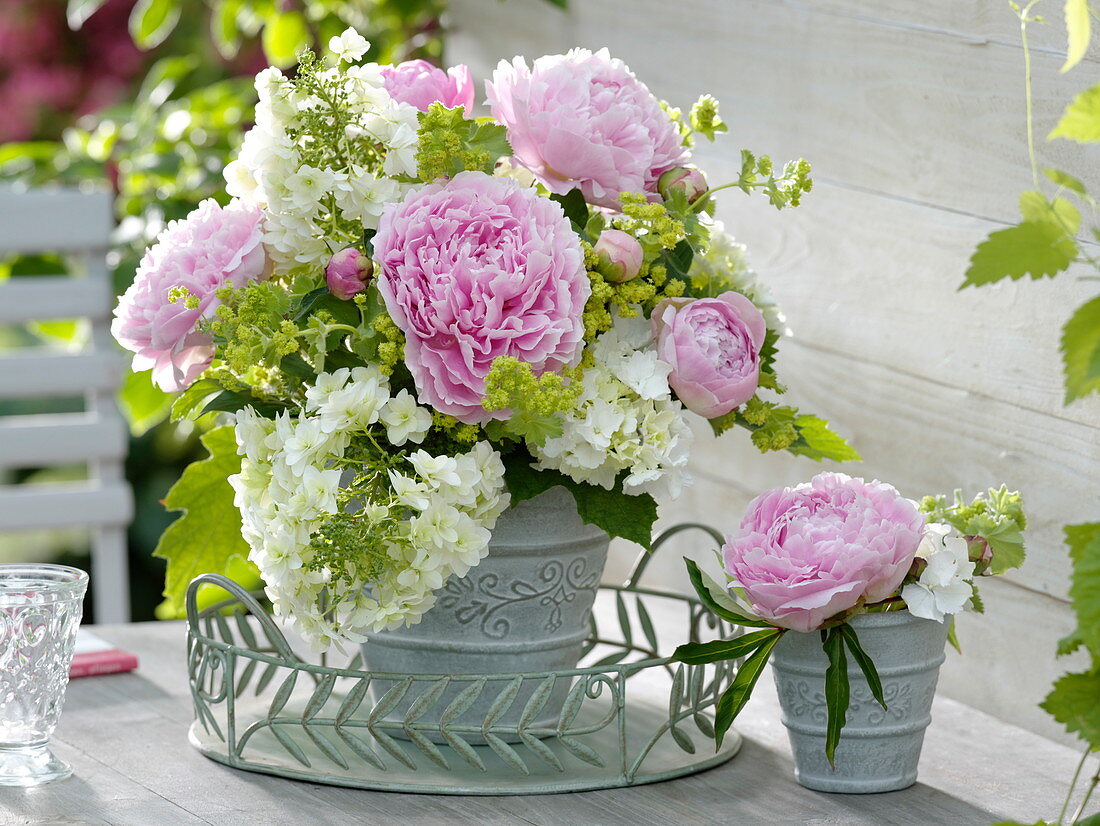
<box><xmin>360</xmin><ymin>486</ymin><xmax>610</xmax><ymax>742</ymax></box>
<box><xmin>771</xmin><ymin>610</ymin><xmax>949</xmax><ymax>793</ymax></box>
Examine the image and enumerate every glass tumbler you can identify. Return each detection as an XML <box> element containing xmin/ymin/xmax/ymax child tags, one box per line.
<box><xmin>0</xmin><ymin>564</ymin><xmax>88</xmax><ymax>785</ymax></box>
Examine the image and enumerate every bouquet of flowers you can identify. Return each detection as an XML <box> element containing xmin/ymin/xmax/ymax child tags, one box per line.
<box><xmin>673</xmin><ymin>474</ymin><xmax>1026</xmax><ymax>762</ymax></box>
<box><xmin>113</xmin><ymin>29</ymin><xmax>855</xmax><ymax>650</ymax></box>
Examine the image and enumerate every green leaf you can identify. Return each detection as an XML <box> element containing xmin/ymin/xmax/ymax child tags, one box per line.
<box><xmin>682</xmin><ymin>558</ymin><xmax>773</xmax><ymax>628</ymax></box>
<box><xmin>1044</xmin><ymin>167</ymin><xmax>1089</xmax><ymax>198</ymax></box>
<box><xmin>262</xmin><ymin>10</ymin><xmax>309</xmax><ymax>69</ymax></box>
<box><xmin>790</xmin><ymin>415</ymin><xmax>862</xmax><ymax>462</ymax></box>
<box><xmin>549</xmin><ymin>189</ymin><xmax>589</xmax><ymax>232</ymax></box>
<box><xmin>1050</xmin><ymin>83</ymin><xmax>1100</xmax><ymax>142</ymax></box>
<box><xmin>840</xmin><ymin>624</ymin><xmax>885</xmax><ymax>709</ymax></box>
<box><xmin>1057</xmin><ymin>628</ymin><xmax>1085</xmax><ymax>656</ymax></box>
<box><xmin>67</xmin><ymin>0</ymin><xmax>108</xmax><ymax>28</ymax></box>
<box><xmin>660</xmin><ymin>240</ymin><xmax>695</xmax><ymax>281</ymax></box>
<box><xmin>1066</xmin><ymin>522</ymin><xmax>1100</xmax><ymax>656</ymax></box>
<box><xmin>1040</xmin><ymin>667</ymin><xmax>1100</xmax><ymax>748</ymax></box>
<box><xmin>822</xmin><ymin>626</ymin><xmax>850</xmax><ymax>767</ymax></box>
<box><xmin>211</xmin><ymin>0</ymin><xmax>243</xmax><ymax>60</ymax></box>
<box><xmin>963</xmin><ymin>221</ymin><xmax>1077</xmax><ymax>287</ymax></box>
<box><xmin>129</xmin><ymin>0</ymin><xmax>181</xmax><ymax>49</ymax></box>
<box><xmin>1063</xmin><ymin>0</ymin><xmax>1091</xmax><ymax>72</ymax></box>
<box><xmin>171</xmin><ymin>378</ymin><xmax>223</xmax><ymax>421</ymax></box>
<box><xmin>119</xmin><ymin>369</ymin><xmax>173</xmax><ymax>436</ymax></box>
<box><xmin>1018</xmin><ymin>191</ymin><xmax>1081</xmax><ymax>233</ymax></box>
<box><xmin>153</xmin><ymin>426</ymin><xmax>253</xmax><ymax>617</ymax></box>
<box><xmin>502</xmin><ymin>451</ymin><xmax>658</xmax><ymax>549</ymax></box>
<box><xmin>712</xmin><ymin>632</ymin><xmax>783</xmax><ymax>748</ymax></box>
<box><xmin>673</xmin><ymin>628</ymin><xmax>781</xmax><ymax>665</ymax></box>
<box><xmin>1062</xmin><ymin>296</ymin><xmax>1100</xmax><ymax>403</ymax></box>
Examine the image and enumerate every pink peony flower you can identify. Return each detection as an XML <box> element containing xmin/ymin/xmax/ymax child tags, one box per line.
<box><xmin>724</xmin><ymin>473</ymin><xmax>926</xmax><ymax>632</ymax></box>
<box><xmin>380</xmin><ymin>59</ymin><xmax>475</xmax><ymax>116</ymax></box>
<box><xmin>651</xmin><ymin>291</ymin><xmax>766</xmax><ymax>418</ymax></box>
<box><xmin>374</xmin><ymin>170</ymin><xmax>589</xmax><ymax>423</ymax></box>
<box><xmin>594</xmin><ymin>228</ymin><xmax>643</xmax><ymax>282</ymax></box>
<box><xmin>325</xmin><ymin>247</ymin><xmax>372</xmax><ymax>300</ymax></box>
<box><xmin>486</xmin><ymin>48</ymin><xmax>688</xmax><ymax>209</ymax></box>
<box><xmin>112</xmin><ymin>198</ymin><xmax>269</xmax><ymax>392</ymax></box>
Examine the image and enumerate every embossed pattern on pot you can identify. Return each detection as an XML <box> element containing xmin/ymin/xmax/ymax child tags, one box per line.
<box><xmin>361</xmin><ymin>487</ymin><xmax>611</xmax><ymax>741</ymax></box>
<box><xmin>771</xmin><ymin>610</ymin><xmax>949</xmax><ymax>793</ymax></box>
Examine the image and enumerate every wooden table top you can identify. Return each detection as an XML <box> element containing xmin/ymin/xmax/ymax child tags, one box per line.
<box><xmin>0</xmin><ymin>619</ymin><xmax>1089</xmax><ymax>826</ymax></box>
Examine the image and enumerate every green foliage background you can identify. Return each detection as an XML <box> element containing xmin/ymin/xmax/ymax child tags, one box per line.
<box><xmin>0</xmin><ymin>0</ymin><xmax>445</xmax><ymax>621</ymax></box>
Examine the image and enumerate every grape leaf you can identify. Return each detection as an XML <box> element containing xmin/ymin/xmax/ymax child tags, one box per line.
<box><xmin>1040</xmin><ymin>668</ymin><xmax>1100</xmax><ymax>749</ymax></box>
<box><xmin>502</xmin><ymin>450</ymin><xmax>658</xmax><ymax>549</ymax></box>
<box><xmin>119</xmin><ymin>368</ymin><xmax>173</xmax><ymax>436</ymax></box>
<box><xmin>262</xmin><ymin>10</ymin><xmax>308</xmax><ymax>69</ymax></box>
<box><xmin>1065</xmin><ymin>522</ymin><xmax>1100</xmax><ymax>657</ymax></box>
<box><xmin>1062</xmin><ymin>296</ymin><xmax>1100</xmax><ymax>403</ymax></box>
<box><xmin>153</xmin><ymin>426</ymin><xmax>253</xmax><ymax>617</ymax></box>
<box><xmin>963</xmin><ymin>221</ymin><xmax>1077</xmax><ymax>287</ymax></box>
<box><xmin>1063</xmin><ymin>0</ymin><xmax>1092</xmax><ymax>73</ymax></box>
<box><xmin>1044</xmin><ymin>167</ymin><xmax>1088</xmax><ymax>198</ymax></box>
<box><xmin>1050</xmin><ymin>82</ymin><xmax>1100</xmax><ymax>143</ymax></box>
<box><xmin>791</xmin><ymin>414</ymin><xmax>862</xmax><ymax>462</ymax></box>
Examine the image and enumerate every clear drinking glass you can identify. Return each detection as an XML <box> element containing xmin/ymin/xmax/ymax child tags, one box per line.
<box><xmin>0</xmin><ymin>564</ymin><xmax>88</xmax><ymax>785</ymax></box>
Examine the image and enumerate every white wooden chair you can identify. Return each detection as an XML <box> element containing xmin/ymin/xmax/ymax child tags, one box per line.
<box><xmin>0</xmin><ymin>188</ymin><xmax>133</xmax><ymax>623</ymax></box>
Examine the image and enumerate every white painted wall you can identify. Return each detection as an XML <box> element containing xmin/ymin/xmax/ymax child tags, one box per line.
<box><xmin>447</xmin><ymin>0</ymin><xmax>1100</xmax><ymax>743</ymax></box>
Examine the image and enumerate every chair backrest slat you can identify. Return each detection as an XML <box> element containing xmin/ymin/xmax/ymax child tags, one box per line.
<box><xmin>0</xmin><ymin>187</ymin><xmax>132</xmax><ymax>623</ymax></box>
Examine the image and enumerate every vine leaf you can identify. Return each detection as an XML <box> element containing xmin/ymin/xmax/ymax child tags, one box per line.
<box><xmin>519</xmin><ymin>676</ymin><xmax>557</xmax><ymax>728</ymax></box>
<box><xmin>268</xmin><ymin>672</ymin><xmax>297</xmax><ymax>720</ymax></box>
<box><xmin>484</xmin><ymin>731</ymin><xmax>529</xmax><ymax>775</ymax></box>
<box><xmin>336</xmin><ymin>727</ymin><xmax>385</xmax><ymax>771</ymax></box>
<box><xmin>303</xmin><ymin>724</ymin><xmax>349</xmax><ymax>770</ymax></box>
<box><xmin>271</xmin><ymin>724</ymin><xmax>310</xmax><ymax>768</ymax></box>
<box><xmin>304</xmin><ymin>675</ymin><xmax>336</xmax><ymax>722</ymax></box>
<box><xmin>336</xmin><ymin>678</ymin><xmax>371</xmax><ymax>726</ymax></box>
<box><xmin>483</xmin><ymin>677</ymin><xmax>522</xmax><ymax>730</ymax></box>
<box><xmin>520</xmin><ymin>730</ymin><xmax>564</xmax><ymax>771</ymax></box>
<box><xmin>558</xmin><ymin>735</ymin><xmax>604</xmax><ymax>767</ymax></box>
<box><xmin>616</xmin><ymin>592</ymin><xmax>633</xmax><ymax>647</ymax></box>
<box><xmin>636</xmin><ymin>596</ymin><xmax>659</xmax><ymax>652</ymax></box>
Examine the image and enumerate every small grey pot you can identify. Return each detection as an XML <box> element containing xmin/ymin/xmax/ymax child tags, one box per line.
<box><xmin>771</xmin><ymin>610</ymin><xmax>949</xmax><ymax>793</ymax></box>
<box><xmin>361</xmin><ymin>486</ymin><xmax>610</xmax><ymax>742</ymax></box>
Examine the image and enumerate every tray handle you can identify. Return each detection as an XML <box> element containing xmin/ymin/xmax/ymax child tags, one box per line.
<box><xmin>185</xmin><ymin>572</ymin><xmax>300</xmax><ymax>662</ymax></box>
<box><xmin>624</xmin><ymin>522</ymin><xmax>725</xmax><ymax>589</ymax></box>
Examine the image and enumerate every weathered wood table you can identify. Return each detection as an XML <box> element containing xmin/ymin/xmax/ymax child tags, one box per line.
<box><xmin>0</xmin><ymin>619</ymin><xmax>1088</xmax><ymax>826</ymax></box>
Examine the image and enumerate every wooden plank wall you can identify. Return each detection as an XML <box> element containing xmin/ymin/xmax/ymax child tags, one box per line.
<box><xmin>448</xmin><ymin>0</ymin><xmax>1100</xmax><ymax>742</ymax></box>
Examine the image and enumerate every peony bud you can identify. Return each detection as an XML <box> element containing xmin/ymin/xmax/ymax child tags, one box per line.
<box><xmin>325</xmin><ymin>247</ymin><xmax>373</xmax><ymax>300</ymax></box>
<box><xmin>657</xmin><ymin>166</ymin><xmax>708</xmax><ymax>203</ymax></box>
<box><xmin>594</xmin><ymin>229</ymin><xmax>643</xmax><ymax>283</ymax></box>
<box><xmin>966</xmin><ymin>536</ymin><xmax>994</xmax><ymax>576</ymax></box>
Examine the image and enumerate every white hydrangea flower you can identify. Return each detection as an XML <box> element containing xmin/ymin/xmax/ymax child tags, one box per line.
<box><xmin>533</xmin><ymin>312</ymin><xmax>693</xmax><ymax>499</ymax></box>
<box><xmin>381</xmin><ymin>389</ymin><xmax>433</xmax><ymax>446</ymax></box>
<box><xmin>902</xmin><ymin>523</ymin><xmax>976</xmax><ymax>623</ymax></box>
<box><xmin>329</xmin><ymin>28</ymin><xmax>370</xmax><ymax>63</ymax></box>
<box><xmin>691</xmin><ymin>220</ymin><xmax>786</xmax><ymax>333</ymax></box>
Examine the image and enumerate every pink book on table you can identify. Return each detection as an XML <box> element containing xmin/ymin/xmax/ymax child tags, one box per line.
<box><xmin>69</xmin><ymin>630</ymin><xmax>139</xmax><ymax>678</ymax></box>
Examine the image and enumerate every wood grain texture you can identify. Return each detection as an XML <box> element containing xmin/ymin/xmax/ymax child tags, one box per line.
<box><xmin>448</xmin><ymin>0</ymin><xmax>1099</xmax><ymax>224</ymax></box>
<box><xmin>4</xmin><ymin>619</ymin><xmax>1090</xmax><ymax>825</ymax></box>
<box><xmin>448</xmin><ymin>0</ymin><xmax>1100</xmax><ymax>742</ymax></box>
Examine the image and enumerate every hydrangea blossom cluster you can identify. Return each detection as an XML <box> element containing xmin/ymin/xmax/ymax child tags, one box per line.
<box><xmin>116</xmin><ymin>31</ymin><xmax>848</xmax><ymax>648</ymax></box>
<box><xmin>229</xmin><ymin>369</ymin><xmax>507</xmax><ymax>650</ymax></box>
<box><xmin>534</xmin><ymin>313</ymin><xmax>693</xmax><ymax>499</ymax></box>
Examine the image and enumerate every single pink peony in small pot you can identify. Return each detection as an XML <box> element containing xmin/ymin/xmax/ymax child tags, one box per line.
<box><xmin>651</xmin><ymin>291</ymin><xmax>766</xmax><ymax>418</ymax></box>
<box><xmin>373</xmin><ymin>170</ymin><xmax>590</xmax><ymax>424</ymax></box>
<box><xmin>594</xmin><ymin>228</ymin><xmax>643</xmax><ymax>282</ymax></box>
<box><xmin>325</xmin><ymin>247</ymin><xmax>373</xmax><ymax>300</ymax></box>
<box><xmin>380</xmin><ymin>59</ymin><xmax>475</xmax><ymax>116</ymax></box>
<box><xmin>486</xmin><ymin>48</ymin><xmax>688</xmax><ymax>209</ymax></box>
<box><xmin>724</xmin><ymin>473</ymin><xmax>926</xmax><ymax>632</ymax></box>
<box><xmin>111</xmin><ymin>198</ymin><xmax>269</xmax><ymax>392</ymax></box>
